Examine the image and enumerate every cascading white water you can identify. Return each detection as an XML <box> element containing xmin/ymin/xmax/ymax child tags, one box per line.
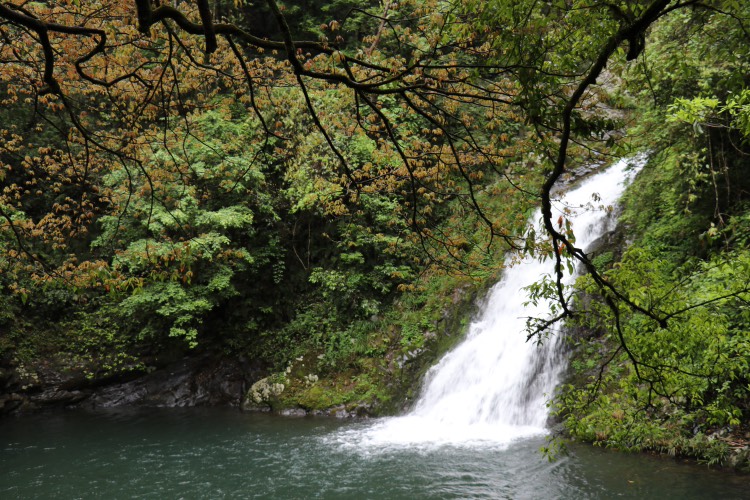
<box><xmin>334</xmin><ymin>157</ymin><xmax>643</xmax><ymax>449</ymax></box>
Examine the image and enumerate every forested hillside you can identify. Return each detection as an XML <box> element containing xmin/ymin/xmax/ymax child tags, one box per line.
<box><xmin>0</xmin><ymin>0</ymin><xmax>748</xmax><ymax>467</ymax></box>
<box><xmin>560</xmin><ymin>6</ymin><xmax>750</xmax><ymax>467</ymax></box>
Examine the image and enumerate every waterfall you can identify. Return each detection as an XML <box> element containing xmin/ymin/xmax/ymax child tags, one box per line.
<box><xmin>338</xmin><ymin>157</ymin><xmax>643</xmax><ymax>448</ymax></box>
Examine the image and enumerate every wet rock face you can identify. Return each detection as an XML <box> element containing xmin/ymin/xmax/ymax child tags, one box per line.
<box><xmin>0</xmin><ymin>355</ymin><xmax>263</xmax><ymax>415</ymax></box>
<box><xmin>85</xmin><ymin>356</ymin><xmax>263</xmax><ymax>409</ymax></box>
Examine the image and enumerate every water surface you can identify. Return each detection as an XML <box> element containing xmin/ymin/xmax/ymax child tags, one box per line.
<box><xmin>2</xmin><ymin>408</ymin><xmax>747</xmax><ymax>499</ymax></box>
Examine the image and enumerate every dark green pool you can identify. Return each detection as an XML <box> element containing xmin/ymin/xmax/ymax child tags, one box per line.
<box><xmin>1</xmin><ymin>408</ymin><xmax>747</xmax><ymax>499</ymax></box>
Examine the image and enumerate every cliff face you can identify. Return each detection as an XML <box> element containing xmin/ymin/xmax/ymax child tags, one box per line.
<box><xmin>0</xmin><ymin>352</ymin><xmax>263</xmax><ymax>415</ymax></box>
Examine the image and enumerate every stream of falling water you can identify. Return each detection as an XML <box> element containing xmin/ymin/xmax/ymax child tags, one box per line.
<box><xmin>333</xmin><ymin>157</ymin><xmax>644</xmax><ymax>449</ymax></box>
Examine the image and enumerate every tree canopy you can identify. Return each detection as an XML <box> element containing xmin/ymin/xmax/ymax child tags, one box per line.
<box><xmin>3</xmin><ymin>0</ymin><xmax>740</xmax><ymax>305</ymax></box>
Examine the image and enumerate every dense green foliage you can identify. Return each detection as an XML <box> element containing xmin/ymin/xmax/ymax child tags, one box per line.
<box><xmin>558</xmin><ymin>5</ymin><xmax>750</xmax><ymax>466</ymax></box>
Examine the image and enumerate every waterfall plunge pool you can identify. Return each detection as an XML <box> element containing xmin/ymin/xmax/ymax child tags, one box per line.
<box><xmin>5</xmin><ymin>159</ymin><xmax>748</xmax><ymax>498</ymax></box>
<box><xmin>2</xmin><ymin>408</ymin><xmax>748</xmax><ymax>499</ymax></box>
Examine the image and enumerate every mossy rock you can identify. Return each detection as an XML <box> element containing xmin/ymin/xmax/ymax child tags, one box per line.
<box><xmin>295</xmin><ymin>385</ymin><xmax>341</xmax><ymax>410</ymax></box>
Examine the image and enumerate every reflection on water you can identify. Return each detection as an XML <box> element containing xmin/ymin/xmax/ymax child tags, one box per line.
<box><xmin>1</xmin><ymin>409</ymin><xmax>747</xmax><ymax>499</ymax></box>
